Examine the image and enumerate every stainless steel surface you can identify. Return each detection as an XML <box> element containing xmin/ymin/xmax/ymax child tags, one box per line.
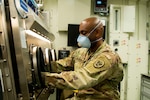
<box><xmin>45</xmin><ymin>48</ymin><xmax>52</xmax><ymax>72</ymax></box>
<box><xmin>50</xmin><ymin>49</ymin><xmax>57</xmax><ymax>61</ymax></box>
<box><xmin>0</xmin><ymin>0</ymin><xmax>17</xmax><ymax>99</ymax></box>
<box><xmin>0</xmin><ymin>0</ymin><xmax>55</xmax><ymax>100</ymax></box>
<box><xmin>31</xmin><ymin>46</ymin><xmax>45</xmax><ymax>88</ymax></box>
<box><xmin>25</xmin><ymin>13</ymin><xmax>55</xmax><ymax>41</ymax></box>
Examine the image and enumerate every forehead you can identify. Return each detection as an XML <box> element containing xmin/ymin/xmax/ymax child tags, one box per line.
<box><xmin>79</xmin><ymin>21</ymin><xmax>93</xmax><ymax>32</ymax></box>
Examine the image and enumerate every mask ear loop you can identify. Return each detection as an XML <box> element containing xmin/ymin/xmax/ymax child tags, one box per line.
<box><xmin>87</xmin><ymin>21</ymin><xmax>102</xmax><ymax>37</ymax></box>
<box><xmin>91</xmin><ymin>37</ymin><xmax>103</xmax><ymax>43</ymax></box>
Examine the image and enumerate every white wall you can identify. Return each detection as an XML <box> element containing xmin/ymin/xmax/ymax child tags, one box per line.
<box><xmin>43</xmin><ymin>0</ymin><xmax>129</xmax><ymax>55</ymax></box>
<box><xmin>43</xmin><ymin>0</ymin><xmax>85</xmax><ymax>57</ymax></box>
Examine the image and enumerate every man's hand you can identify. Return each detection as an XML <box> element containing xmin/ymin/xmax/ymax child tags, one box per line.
<box><xmin>41</xmin><ymin>72</ymin><xmax>61</xmax><ymax>87</ymax></box>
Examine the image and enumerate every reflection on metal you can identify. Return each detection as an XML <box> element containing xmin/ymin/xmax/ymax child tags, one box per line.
<box><xmin>25</xmin><ymin>10</ymin><xmax>55</xmax><ymax>41</ymax></box>
<box><xmin>31</xmin><ymin>46</ymin><xmax>45</xmax><ymax>88</ymax></box>
<box><xmin>45</xmin><ymin>48</ymin><xmax>52</xmax><ymax>72</ymax></box>
<box><xmin>0</xmin><ymin>69</ymin><xmax>4</xmax><ymax>92</ymax></box>
<box><xmin>26</xmin><ymin>30</ymin><xmax>50</xmax><ymax>43</ymax></box>
<box><xmin>32</xmin><ymin>46</ymin><xmax>40</xmax><ymax>87</ymax></box>
<box><xmin>50</xmin><ymin>49</ymin><xmax>57</xmax><ymax>61</ymax></box>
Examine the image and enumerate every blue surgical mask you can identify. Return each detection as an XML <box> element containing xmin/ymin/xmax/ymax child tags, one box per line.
<box><xmin>77</xmin><ymin>21</ymin><xmax>102</xmax><ymax>48</ymax></box>
<box><xmin>77</xmin><ymin>35</ymin><xmax>91</xmax><ymax>48</ymax></box>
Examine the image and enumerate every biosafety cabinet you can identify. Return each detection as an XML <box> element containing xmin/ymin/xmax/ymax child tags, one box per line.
<box><xmin>0</xmin><ymin>0</ymin><xmax>56</xmax><ymax>100</ymax></box>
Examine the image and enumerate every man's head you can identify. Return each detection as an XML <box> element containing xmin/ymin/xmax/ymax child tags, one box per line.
<box><xmin>77</xmin><ymin>17</ymin><xmax>104</xmax><ymax>48</ymax></box>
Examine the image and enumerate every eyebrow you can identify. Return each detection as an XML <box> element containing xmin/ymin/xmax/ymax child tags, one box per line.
<box><xmin>79</xmin><ymin>30</ymin><xmax>88</xmax><ymax>35</ymax></box>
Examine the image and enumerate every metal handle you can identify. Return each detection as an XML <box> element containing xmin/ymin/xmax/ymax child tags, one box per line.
<box><xmin>0</xmin><ymin>45</ymin><xmax>3</xmax><ymax>60</ymax></box>
<box><xmin>0</xmin><ymin>69</ymin><xmax>4</xmax><ymax>92</ymax></box>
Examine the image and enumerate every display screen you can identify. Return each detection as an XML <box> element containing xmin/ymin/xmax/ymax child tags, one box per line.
<box><xmin>67</xmin><ymin>24</ymin><xmax>80</xmax><ymax>47</ymax></box>
<box><xmin>97</xmin><ymin>1</ymin><xmax>102</xmax><ymax>5</ymax></box>
<box><xmin>95</xmin><ymin>0</ymin><xmax>107</xmax><ymax>8</ymax></box>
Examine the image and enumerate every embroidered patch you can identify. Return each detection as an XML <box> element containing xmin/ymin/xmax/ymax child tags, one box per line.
<box><xmin>94</xmin><ymin>60</ymin><xmax>104</xmax><ymax>68</ymax></box>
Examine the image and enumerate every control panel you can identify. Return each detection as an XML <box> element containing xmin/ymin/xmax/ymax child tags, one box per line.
<box><xmin>94</xmin><ymin>0</ymin><xmax>107</xmax><ymax>13</ymax></box>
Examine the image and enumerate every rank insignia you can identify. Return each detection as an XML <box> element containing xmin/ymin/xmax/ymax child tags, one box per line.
<box><xmin>94</xmin><ymin>60</ymin><xmax>104</xmax><ymax>68</ymax></box>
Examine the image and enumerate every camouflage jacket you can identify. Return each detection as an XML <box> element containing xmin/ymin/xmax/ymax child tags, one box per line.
<box><xmin>50</xmin><ymin>41</ymin><xmax>124</xmax><ymax>100</ymax></box>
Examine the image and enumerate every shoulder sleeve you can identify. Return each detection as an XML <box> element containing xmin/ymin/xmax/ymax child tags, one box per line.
<box><xmin>84</xmin><ymin>54</ymin><xmax>112</xmax><ymax>74</ymax></box>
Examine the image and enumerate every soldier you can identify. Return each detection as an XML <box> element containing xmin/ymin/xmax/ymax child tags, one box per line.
<box><xmin>42</xmin><ymin>17</ymin><xmax>124</xmax><ymax>100</ymax></box>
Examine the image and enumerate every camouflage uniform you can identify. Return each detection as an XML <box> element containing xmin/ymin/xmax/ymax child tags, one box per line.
<box><xmin>47</xmin><ymin>41</ymin><xmax>124</xmax><ymax>100</ymax></box>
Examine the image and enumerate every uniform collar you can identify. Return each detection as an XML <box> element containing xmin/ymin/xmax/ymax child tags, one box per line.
<box><xmin>94</xmin><ymin>41</ymin><xmax>107</xmax><ymax>53</ymax></box>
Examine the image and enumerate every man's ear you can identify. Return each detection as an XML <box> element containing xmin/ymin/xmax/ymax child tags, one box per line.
<box><xmin>95</xmin><ymin>29</ymin><xmax>99</xmax><ymax>37</ymax></box>
<box><xmin>95</xmin><ymin>28</ymin><xmax>101</xmax><ymax>37</ymax></box>
<box><xmin>100</xmin><ymin>27</ymin><xmax>104</xmax><ymax>37</ymax></box>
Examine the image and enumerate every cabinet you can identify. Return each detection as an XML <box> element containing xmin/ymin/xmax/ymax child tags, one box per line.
<box><xmin>109</xmin><ymin>5</ymin><xmax>135</xmax><ymax>33</ymax></box>
<box><xmin>141</xmin><ymin>74</ymin><xmax>150</xmax><ymax>100</ymax></box>
<box><xmin>58</xmin><ymin>0</ymin><xmax>91</xmax><ymax>31</ymax></box>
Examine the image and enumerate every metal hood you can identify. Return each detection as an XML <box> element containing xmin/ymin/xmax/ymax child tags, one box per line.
<box><xmin>25</xmin><ymin>11</ymin><xmax>55</xmax><ymax>41</ymax></box>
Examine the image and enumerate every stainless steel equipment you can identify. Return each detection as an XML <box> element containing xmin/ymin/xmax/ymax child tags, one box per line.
<box><xmin>0</xmin><ymin>0</ymin><xmax>55</xmax><ymax>100</ymax></box>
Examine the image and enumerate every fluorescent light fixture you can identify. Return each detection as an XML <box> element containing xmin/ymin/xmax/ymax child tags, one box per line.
<box><xmin>26</xmin><ymin>30</ymin><xmax>50</xmax><ymax>43</ymax></box>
